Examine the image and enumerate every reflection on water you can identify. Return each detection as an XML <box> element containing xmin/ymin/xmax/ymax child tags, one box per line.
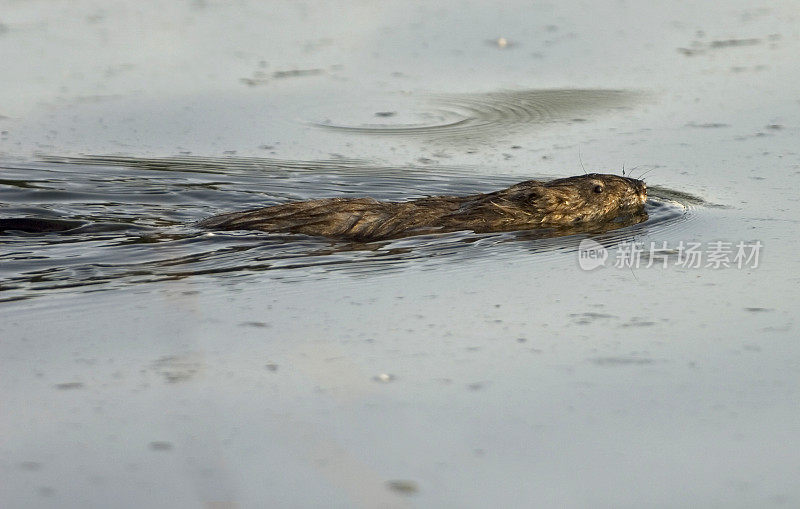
<box><xmin>315</xmin><ymin>89</ymin><xmax>639</xmax><ymax>142</ymax></box>
<box><xmin>0</xmin><ymin>155</ymin><xmax>692</xmax><ymax>302</ymax></box>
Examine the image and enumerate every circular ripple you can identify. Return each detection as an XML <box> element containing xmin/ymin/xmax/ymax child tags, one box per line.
<box><xmin>314</xmin><ymin>89</ymin><xmax>639</xmax><ymax>141</ymax></box>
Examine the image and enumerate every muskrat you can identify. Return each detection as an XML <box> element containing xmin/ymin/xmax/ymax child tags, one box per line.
<box><xmin>199</xmin><ymin>173</ymin><xmax>647</xmax><ymax>241</ymax></box>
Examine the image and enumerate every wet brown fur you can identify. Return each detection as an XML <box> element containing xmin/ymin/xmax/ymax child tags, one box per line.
<box><xmin>199</xmin><ymin>173</ymin><xmax>647</xmax><ymax>241</ymax></box>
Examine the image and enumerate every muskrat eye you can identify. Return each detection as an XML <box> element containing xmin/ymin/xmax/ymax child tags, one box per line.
<box><xmin>593</xmin><ymin>185</ymin><xmax>603</xmax><ymax>193</ymax></box>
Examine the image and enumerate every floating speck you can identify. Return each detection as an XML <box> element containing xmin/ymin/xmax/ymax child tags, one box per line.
<box><xmin>591</xmin><ymin>357</ymin><xmax>657</xmax><ymax>366</ymax></box>
<box><xmin>373</xmin><ymin>373</ymin><xmax>395</xmax><ymax>383</ymax></box>
<box><xmin>153</xmin><ymin>355</ymin><xmax>200</xmax><ymax>383</ymax></box>
<box><xmin>240</xmin><ymin>321</ymin><xmax>270</xmax><ymax>328</ymax></box>
<box><xmin>149</xmin><ymin>441</ymin><xmax>173</xmax><ymax>451</ymax></box>
<box><xmin>686</xmin><ymin>122</ymin><xmax>730</xmax><ymax>128</ymax></box>
<box><xmin>709</xmin><ymin>38</ymin><xmax>760</xmax><ymax>48</ymax></box>
<box><xmin>55</xmin><ymin>382</ymin><xmax>84</xmax><ymax>390</ymax></box>
<box><xmin>272</xmin><ymin>68</ymin><xmax>324</xmax><ymax>79</ymax></box>
<box><xmin>620</xmin><ymin>317</ymin><xmax>656</xmax><ymax>328</ymax></box>
<box><xmin>386</xmin><ymin>480</ymin><xmax>418</xmax><ymax>495</ymax></box>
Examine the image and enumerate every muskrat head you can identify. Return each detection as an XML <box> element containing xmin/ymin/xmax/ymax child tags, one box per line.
<box><xmin>538</xmin><ymin>173</ymin><xmax>647</xmax><ymax>224</ymax></box>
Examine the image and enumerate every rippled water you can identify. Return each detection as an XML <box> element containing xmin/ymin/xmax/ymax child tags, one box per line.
<box><xmin>315</xmin><ymin>89</ymin><xmax>639</xmax><ymax>142</ymax></box>
<box><xmin>0</xmin><ymin>155</ymin><xmax>693</xmax><ymax>303</ymax></box>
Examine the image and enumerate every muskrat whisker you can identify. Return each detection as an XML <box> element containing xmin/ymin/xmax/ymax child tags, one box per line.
<box><xmin>579</xmin><ymin>147</ymin><xmax>587</xmax><ymax>175</ymax></box>
<box><xmin>629</xmin><ymin>260</ymin><xmax>639</xmax><ymax>281</ymax></box>
<box><xmin>637</xmin><ymin>168</ymin><xmax>656</xmax><ymax>180</ymax></box>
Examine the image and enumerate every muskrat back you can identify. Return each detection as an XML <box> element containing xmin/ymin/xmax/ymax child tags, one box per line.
<box><xmin>199</xmin><ymin>173</ymin><xmax>647</xmax><ymax>241</ymax></box>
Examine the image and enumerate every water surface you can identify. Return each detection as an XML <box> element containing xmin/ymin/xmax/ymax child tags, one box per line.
<box><xmin>1</xmin><ymin>1</ymin><xmax>799</xmax><ymax>508</ymax></box>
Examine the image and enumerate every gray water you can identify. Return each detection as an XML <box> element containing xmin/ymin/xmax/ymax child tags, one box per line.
<box><xmin>1</xmin><ymin>1</ymin><xmax>799</xmax><ymax>508</ymax></box>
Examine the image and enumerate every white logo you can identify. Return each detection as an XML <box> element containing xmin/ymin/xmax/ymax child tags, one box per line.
<box><xmin>578</xmin><ymin>238</ymin><xmax>608</xmax><ymax>270</ymax></box>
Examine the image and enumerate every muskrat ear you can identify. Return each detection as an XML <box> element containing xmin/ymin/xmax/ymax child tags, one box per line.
<box><xmin>503</xmin><ymin>187</ymin><xmax>540</xmax><ymax>202</ymax></box>
<box><xmin>520</xmin><ymin>189</ymin><xmax>541</xmax><ymax>201</ymax></box>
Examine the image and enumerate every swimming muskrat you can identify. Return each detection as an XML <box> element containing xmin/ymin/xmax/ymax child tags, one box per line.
<box><xmin>199</xmin><ymin>173</ymin><xmax>647</xmax><ymax>241</ymax></box>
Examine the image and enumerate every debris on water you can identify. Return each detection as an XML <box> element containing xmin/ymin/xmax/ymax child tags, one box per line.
<box><xmin>386</xmin><ymin>480</ymin><xmax>418</xmax><ymax>495</ymax></box>
<box><xmin>373</xmin><ymin>373</ymin><xmax>395</xmax><ymax>383</ymax></box>
<box><xmin>591</xmin><ymin>357</ymin><xmax>657</xmax><ymax>366</ymax></box>
<box><xmin>272</xmin><ymin>68</ymin><xmax>324</xmax><ymax>79</ymax></box>
<box><xmin>241</xmin><ymin>68</ymin><xmax>324</xmax><ymax>86</ymax></box>
<box><xmin>677</xmin><ymin>47</ymin><xmax>702</xmax><ymax>56</ymax></box>
<box><xmin>148</xmin><ymin>441</ymin><xmax>173</xmax><ymax>451</ymax></box>
<box><xmin>619</xmin><ymin>317</ymin><xmax>657</xmax><ymax>328</ymax></box>
<box><xmin>240</xmin><ymin>321</ymin><xmax>271</xmax><ymax>328</ymax></box>
<box><xmin>678</xmin><ymin>37</ymin><xmax>761</xmax><ymax>56</ymax></box>
<box><xmin>54</xmin><ymin>382</ymin><xmax>84</xmax><ymax>390</ymax></box>
<box><xmin>686</xmin><ymin>122</ymin><xmax>730</xmax><ymax>128</ymax></box>
<box><xmin>488</xmin><ymin>37</ymin><xmax>513</xmax><ymax>48</ymax></box>
<box><xmin>152</xmin><ymin>355</ymin><xmax>200</xmax><ymax>383</ymax></box>
<box><xmin>709</xmin><ymin>38</ymin><xmax>761</xmax><ymax>48</ymax></box>
<box><xmin>569</xmin><ymin>312</ymin><xmax>616</xmax><ymax>325</ymax></box>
